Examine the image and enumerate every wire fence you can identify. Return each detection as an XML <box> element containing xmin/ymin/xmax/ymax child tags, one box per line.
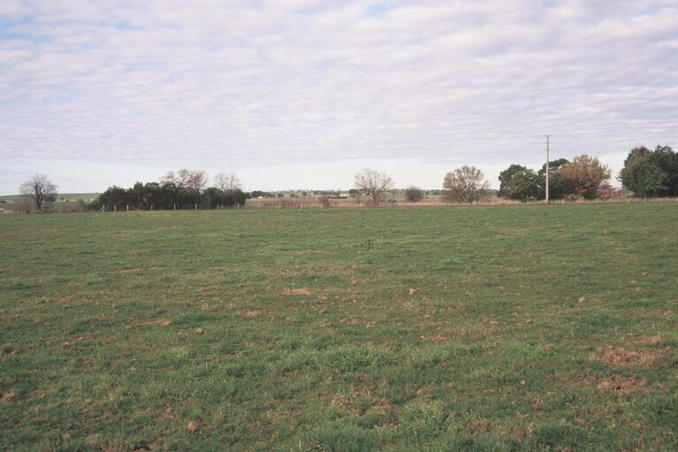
<box><xmin>3</xmin><ymin>195</ymin><xmax>677</xmax><ymax>215</ymax></box>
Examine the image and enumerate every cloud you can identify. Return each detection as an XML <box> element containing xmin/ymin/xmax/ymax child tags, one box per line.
<box><xmin>1</xmin><ymin>0</ymin><xmax>677</xmax><ymax>193</ymax></box>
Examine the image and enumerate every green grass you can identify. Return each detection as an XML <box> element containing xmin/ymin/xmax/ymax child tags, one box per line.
<box><xmin>1</xmin><ymin>205</ymin><xmax>677</xmax><ymax>450</ymax></box>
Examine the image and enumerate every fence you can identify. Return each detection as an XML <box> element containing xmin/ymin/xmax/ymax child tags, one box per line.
<box><xmin>3</xmin><ymin>196</ymin><xmax>678</xmax><ymax>215</ymax></box>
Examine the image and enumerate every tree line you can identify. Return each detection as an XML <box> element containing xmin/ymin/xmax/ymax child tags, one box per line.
<box><xmin>494</xmin><ymin>145</ymin><xmax>677</xmax><ymax>203</ymax></box>
<box><xmin>93</xmin><ymin>170</ymin><xmax>247</xmax><ymax>211</ymax></box>
<box><xmin>14</xmin><ymin>145</ymin><xmax>678</xmax><ymax>212</ymax></box>
<box><xmin>351</xmin><ymin>146</ymin><xmax>677</xmax><ymax>205</ymax></box>
<box><xmin>496</xmin><ymin>154</ymin><xmax>612</xmax><ymax>202</ymax></box>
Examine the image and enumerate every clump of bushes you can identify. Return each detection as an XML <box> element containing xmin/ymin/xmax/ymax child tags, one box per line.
<box><xmin>405</xmin><ymin>186</ymin><xmax>424</xmax><ymax>202</ymax></box>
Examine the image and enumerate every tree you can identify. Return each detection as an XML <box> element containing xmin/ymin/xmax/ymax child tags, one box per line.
<box><xmin>620</xmin><ymin>145</ymin><xmax>678</xmax><ymax>197</ymax></box>
<box><xmin>537</xmin><ymin>158</ymin><xmax>574</xmax><ymax>200</ymax></box>
<box><xmin>20</xmin><ymin>173</ymin><xmax>57</xmax><ymax>213</ymax></box>
<box><xmin>559</xmin><ymin>155</ymin><xmax>611</xmax><ymax>199</ymax></box>
<box><xmin>97</xmin><ymin>186</ymin><xmax>128</xmax><ymax>210</ymax></box>
<box><xmin>161</xmin><ymin>169</ymin><xmax>207</xmax><ymax>209</ymax></box>
<box><xmin>187</xmin><ymin>170</ymin><xmax>208</xmax><ymax>209</ymax></box>
<box><xmin>161</xmin><ymin>169</ymin><xmax>192</xmax><ymax>208</ymax></box>
<box><xmin>498</xmin><ymin>164</ymin><xmax>528</xmax><ymax>198</ymax></box>
<box><xmin>404</xmin><ymin>186</ymin><xmax>424</xmax><ymax>202</ymax></box>
<box><xmin>507</xmin><ymin>169</ymin><xmax>540</xmax><ymax>202</ymax></box>
<box><xmin>498</xmin><ymin>164</ymin><xmax>540</xmax><ymax>201</ymax></box>
<box><xmin>214</xmin><ymin>172</ymin><xmax>242</xmax><ymax>191</ymax></box>
<box><xmin>619</xmin><ymin>147</ymin><xmax>666</xmax><ymax>197</ymax></box>
<box><xmin>442</xmin><ymin>166</ymin><xmax>489</xmax><ymax>203</ymax></box>
<box><xmin>354</xmin><ymin>168</ymin><xmax>394</xmax><ymax>206</ymax></box>
<box><xmin>202</xmin><ymin>187</ymin><xmax>247</xmax><ymax>209</ymax></box>
<box><xmin>652</xmin><ymin>145</ymin><xmax>678</xmax><ymax>196</ymax></box>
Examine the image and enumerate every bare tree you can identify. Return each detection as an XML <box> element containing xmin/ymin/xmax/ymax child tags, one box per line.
<box><xmin>214</xmin><ymin>172</ymin><xmax>242</xmax><ymax>191</ymax></box>
<box><xmin>187</xmin><ymin>170</ymin><xmax>208</xmax><ymax>209</ymax></box>
<box><xmin>161</xmin><ymin>169</ymin><xmax>191</xmax><ymax>208</ymax></box>
<box><xmin>442</xmin><ymin>166</ymin><xmax>490</xmax><ymax>203</ymax></box>
<box><xmin>20</xmin><ymin>173</ymin><xmax>57</xmax><ymax>213</ymax></box>
<box><xmin>354</xmin><ymin>168</ymin><xmax>394</xmax><ymax>206</ymax></box>
<box><xmin>161</xmin><ymin>169</ymin><xmax>207</xmax><ymax>209</ymax></box>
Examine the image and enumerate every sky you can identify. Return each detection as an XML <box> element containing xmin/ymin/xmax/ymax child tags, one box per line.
<box><xmin>1</xmin><ymin>0</ymin><xmax>677</xmax><ymax>194</ymax></box>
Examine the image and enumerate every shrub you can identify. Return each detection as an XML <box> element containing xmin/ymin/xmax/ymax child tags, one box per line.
<box><xmin>405</xmin><ymin>186</ymin><xmax>424</xmax><ymax>202</ymax></box>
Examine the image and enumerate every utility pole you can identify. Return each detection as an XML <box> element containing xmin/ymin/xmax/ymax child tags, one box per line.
<box><xmin>545</xmin><ymin>135</ymin><xmax>550</xmax><ymax>204</ymax></box>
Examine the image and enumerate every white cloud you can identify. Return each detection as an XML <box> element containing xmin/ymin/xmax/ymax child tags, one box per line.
<box><xmin>1</xmin><ymin>0</ymin><xmax>677</xmax><ymax>194</ymax></box>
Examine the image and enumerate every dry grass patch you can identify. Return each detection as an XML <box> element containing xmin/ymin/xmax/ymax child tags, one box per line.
<box><xmin>597</xmin><ymin>375</ymin><xmax>650</xmax><ymax>394</ymax></box>
<box><xmin>124</xmin><ymin>318</ymin><xmax>172</xmax><ymax>329</ymax></box>
<box><xmin>244</xmin><ymin>310</ymin><xmax>265</xmax><ymax>318</ymax></box>
<box><xmin>593</xmin><ymin>347</ymin><xmax>660</xmax><ymax>366</ymax></box>
<box><xmin>282</xmin><ymin>288</ymin><xmax>311</xmax><ymax>295</ymax></box>
<box><xmin>420</xmin><ymin>335</ymin><xmax>447</xmax><ymax>343</ymax></box>
<box><xmin>1</xmin><ymin>391</ymin><xmax>19</xmax><ymax>403</ymax></box>
<box><xmin>627</xmin><ymin>334</ymin><xmax>662</xmax><ymax>346</ymax></box>
<box><xmin>363</xmin><ymin>398</ymin><xmax>394</xmax><ymax>417</ymax></box>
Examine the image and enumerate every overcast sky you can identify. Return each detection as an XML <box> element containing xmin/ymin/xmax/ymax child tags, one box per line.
<box><xmin>2</xmin><ymin>0</ymin><xmax>677</xmax><ymax>194</ymax></box>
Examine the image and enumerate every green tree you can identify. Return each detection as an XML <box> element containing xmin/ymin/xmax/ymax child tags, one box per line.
<box><xmin>620</xmin><ymin>145</ymin><xmax>678</xmax><ymax>197</ymax></box>
<box><xmin>498</xmin><ymin>164</ymin><xmax>528</xmax><ymax>198</ymax></box>
<box><xmin>507</xmin><ymin>168</ymin><xmax>540</xmax><ymax>202</ymax></box>
<box><xmin>619</xmin><ymin>147</ymin><xmax>666</xmax><ymax>197</ymax></box>
<box><xmin>537</xmin><ymin>158</ymin><xmax>574</xmax><ymax>200</ymax></box>
<box><xmin>651</xmin><ymin>145</ymin><xmax>678</xmax><ymax>196</ymax></box>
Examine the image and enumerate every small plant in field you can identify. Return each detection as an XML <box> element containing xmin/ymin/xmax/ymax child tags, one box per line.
<box><xmin>359</xmin><ymin>239</ymin><xmax>373</xmax><ymax>253</ymax></box>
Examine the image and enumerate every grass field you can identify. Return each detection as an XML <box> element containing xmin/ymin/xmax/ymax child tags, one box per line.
<box><xmin>1</xmin><ymin>205</ymin><xmax>677</xmax><ymax>450</ymax></box>
<box><xmin>0</xmin><ymin>193</ymin><xmax>99</xmax><ymax>203</ymax></box>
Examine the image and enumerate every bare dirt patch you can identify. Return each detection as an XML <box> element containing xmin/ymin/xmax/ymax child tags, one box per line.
<box><xmin>593</xmin><ymin>348</ymin><xmax>659</xmax><ymax>366</ymax></box>
<box><xmin>125</xmin><ymin>318</ymin><xmax>172</xmax><ymax>329</ymax></box>
<box><xmin>1</xmin><ymin>391</ymin><xmax>19</xmax><ymax>403</ymax></box>
<box><xmin>420</xmin><ymin>335</ymin><xmax>447</xmax><ymax>343</ymax></box>
<box><xmin>628</xmin><ymin>334</ymin><xmax>662</xmax><ymax>346</ymax></box>
<box><xmin>244</xmin><ymin>310</ymin><xmax>264</xmax><ymax>318</ymax></box>
<box><xmin>119</xmin><ymin>267</ymin><xmax>157</xmax><ymax>273</ymax></box>
<box><xmin>597</xmin><ymin>375</ymin><xmax>650</xmax><ymax>394</ymax></box>
<box><xmin>187</xmin><ymin>421</ymin><xmax>199</xmax><ymax>434</ymax></box>
<box><xmin>364</xmin><ymin>398</ymin><xmax>394</xmax><ymax>416</ymax></box>
<box><xmin>282</xmin><ymin>288</ymin><xmax>311</xmax><ymax>295</ymax></box>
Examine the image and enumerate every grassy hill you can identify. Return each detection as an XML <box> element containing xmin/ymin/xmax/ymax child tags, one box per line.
<box><xmin>0</xmin><ymin>193</ymin><xmax>99</xmax><ymax>203</ymax></box>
